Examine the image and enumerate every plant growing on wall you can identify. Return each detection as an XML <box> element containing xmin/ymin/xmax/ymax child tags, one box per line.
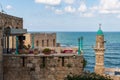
<box><xmin>64</xmin><ymin>72</ymin><xmax>113</xmax><ymax>80</ymax></box>
<box><xmin>42</xmin><ymin>48</ymin><xmax>51</xmax><ymax>54</ymax></box>
<box><xmin>81</xmin><ymin>57</ymin><xmax>87</xmax><ymax>68</ymax></box>
<box><xmin>40</xmin><ymin>64</ymin><xmax>45</xmax><ymax>68</ymax></box>
<box><xmin>66</xmin><ymin>63</ymin><xmax>72</xmax><ymax>68</ymax></box>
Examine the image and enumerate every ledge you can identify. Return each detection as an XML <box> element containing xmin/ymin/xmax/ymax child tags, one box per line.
<box><xmin>3</xmin><ymin>53</ymin><xmax>82</xmax><ymax>57</ymax></box>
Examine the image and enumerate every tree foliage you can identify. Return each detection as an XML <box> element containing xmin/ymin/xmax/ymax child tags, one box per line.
<box><xmin>65</xmin><ymin>72</ymin><xmax>113</xmax><ymax>80</ymax></box>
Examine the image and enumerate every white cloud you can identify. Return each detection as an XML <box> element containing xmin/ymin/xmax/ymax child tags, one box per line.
<box><xmin>82</xmin><ymin>13</ymin><xmax>94</xmax><ymax>17</ymax></box>
<box><xmin>64</xmin><ymin>0</ymin><xmax>74</xmax><ymax>4</ymax></box>
<box><xmin>100</xmin><ymin>0</ymin><xmax>120</xmax><ymax>10</ymax></box>
<box><xmin>99</xmin><ymin>0</ymin><xmax>120</xmax><ymax>14</ymax></box>
<box><xmin>55</xmin><ymin>9</ymin><xmax>63</xmax><ymax>14</ymax></box>
<box><xmin>64</xmin><ymin>6</ymin><xmax>76</xmax><ymax>13</ymax></box>
<box><xmin>78</xmin><ymin>3</ymin><xmax>87</xmax><ymax>12</ymax></box>
<box><xmin>35</xmin><ymin>0</ymin><xmax>120</xmax><ymax>17</ymax></box>
<box><xmin>6</xmin><ymin>5</ymin><xmax>13</xmax><ymax>10</ymax></box>
<box><xmin>45</xmin><ymin>5</ymin><xmax>55</xmax><ymax>10</ymax></box>
<box><xmin>35</xmin><ymin>0</ymin><xmax>61</xmax><ymax>5</ymax></box>
<box><xmin>90</xmin><ymin>6</ymin><xmax>98</xmax><ymax>11</ymax></box>
<box><xmin>90</xmin><ymin>0</ymin><xmax>120</xmax><ymax>14</ymax></box>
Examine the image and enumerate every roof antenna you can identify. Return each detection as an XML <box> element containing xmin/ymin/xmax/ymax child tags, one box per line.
<box><xmin>0</xmin><ymin>2</ymin><xmax>6</xmax><ymax>13</ymax></box>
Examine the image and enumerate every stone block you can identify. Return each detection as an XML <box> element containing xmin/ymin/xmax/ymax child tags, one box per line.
<box><xmin>27</xmin><ymin>63</ymin><xmax>33</xmax><ymax>68</ymax></box>
<box><xmin>35</xmin><ymin>67</ymin><xmax>40</xmax><ymax>72</ymax></box>
<box><xmin>32</xmin><ymin>59</ymin><xmax>38</xmax><ymax>63</ymax></box>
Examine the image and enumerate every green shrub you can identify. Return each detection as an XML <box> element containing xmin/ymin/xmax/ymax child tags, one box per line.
<box><xmin>83</xmin><ymin>57</ymin><xmax>87</xmax><ymax>68</ymax></box>
<box><xmin>64</xmin><ymin>72</ymin><xmax>113</xmax><ymax>80</ymax></box>
<box><xmin>66</xmin><ymin>63</ymin><xmax>72</xmax><ymax>68</ymax></box>
<box><xmin>42</xmin><ymin>48</ymin><xmax>51</xmax><ymax>53</ymax></box>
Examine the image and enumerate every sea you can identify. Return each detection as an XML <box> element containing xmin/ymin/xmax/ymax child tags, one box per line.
<box><xmin>56</xmin><ymin>32</ymin><xmax>120</xmax><ymax>72</ymax></box>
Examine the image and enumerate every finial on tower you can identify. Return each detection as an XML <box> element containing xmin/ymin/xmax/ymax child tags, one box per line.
<box><xmin>97</xmin><ymin>24</ymin><xmax>103</xmax><ymax>35</ymax></box>
<box><xmin>99</xmin><ymin>24</ymin><xmax>101</xmax><ymax>30</ymax></box>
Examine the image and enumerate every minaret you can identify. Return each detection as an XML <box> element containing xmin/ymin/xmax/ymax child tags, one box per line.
<box><xmin>94</xmin><ymin>24</ymin><xmax>105</xmax><ymax>74</ymax></box>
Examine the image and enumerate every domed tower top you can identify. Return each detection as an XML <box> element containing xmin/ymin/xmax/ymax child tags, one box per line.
<box><xmin>97</xmin><ymin>24</ymin><xmax>104</xmax><ymax>36</ymax></box>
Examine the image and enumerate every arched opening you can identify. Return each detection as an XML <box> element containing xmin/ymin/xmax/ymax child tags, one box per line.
<box><xmin>16</xmin><ymin>27</ymin><xmax>18</xmax><ymax>29</ymax></box>
<box><xmin>36</xmin><ymin>40</ymin><xmax>39</xmax><ymax>47</ymax></box>
<box><xmin>6</xmin><ymin>27</ymin><xmax>11</xmax><ymax>53</ymax></box>
<box><xmin>47</xmin><ymin>39</ymin><xmax>49</xmax><ymax>47</ymax></box>
<box><xmin>42</xmin><ymin>40</ymin><xmax>44</xmax><ymax>47</ymax></box>
<box><xmin>53</xmin><ymin>39</ymin><xmax>55</xmax><ymax>47</ymax></box>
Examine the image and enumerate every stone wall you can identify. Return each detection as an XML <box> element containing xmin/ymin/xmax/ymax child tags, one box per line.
<box><xmin>0</xmin><ymin>12</ymin><xmax>23</xmax><ymax>29</ymax></box>
<box><xmin>0</xmin><ymin>30</ymin><xmax>3</xmax><ymax>80</ymax></box>
<box><xmin>3</xmin><ymin>54</ymin><xmax>83</xmax><ymax>80</ymax></box>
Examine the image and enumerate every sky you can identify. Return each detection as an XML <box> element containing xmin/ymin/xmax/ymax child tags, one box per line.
<box><xmin>1</xmin><ymin>0</ymin><xmax>120</xmax><ymax>32</ymax></box>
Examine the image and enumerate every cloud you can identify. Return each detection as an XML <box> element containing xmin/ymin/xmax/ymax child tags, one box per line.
<box><xmin>82</xmin><ymin>13</ymin><xmax>94</xmax><ymax>17</ymax></box>
<box><xmin>6</xmin><ymin>5</ymin><xmax>13</xmax><ymax>10</ymax></box>
<box><xmin>35</xmin><ymin>0</ymin><xmax>120</xmax><ymax>18</ymax></box>
<box><xmin>64</xmin><ymin>6</ymin><xmax>76</xmax><ymax>13</ymax></box>
<box><xmin>64</xmin><ymin>0</ymin><xmax>74</xmax><ymax>4</ymax></box>
<box><xmin>90</xmin><ymin>0</ymin><xmax>120</xmax><ymax>14</ymax></box>
<box><xmin>99</xmin><ymin>0</ymin><xmax>120</xmax><ymax>14</ymax></box>
<box><xmin>35</xmin><ymin>0</ymin><xmax>61</xmax><ymax>5</ymax></box>
<box><xmin>45</xmin><ymin>5</ymin><xmax>55</xmax><ymax>10</ymax></box>
<box><xmin>100</xmin><ymin>0</ymin><xmax>120</xmax><ymax>10</ymax></box>
<box><xmin>78</xmin><ymin>3</ymin><xmax>87</xmax><ymax>12</ymax></box>
<box><xmin>55</xmin><ymin>9</ymin><xmax>63</xmax><ymax>14</ymax></box>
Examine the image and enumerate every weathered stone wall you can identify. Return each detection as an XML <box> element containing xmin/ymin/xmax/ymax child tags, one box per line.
<box><xmin>0</xmin><ymin>30</ymin><xmax>3</xmax><ymax>80</ymax></box>
<box><xmin>0</xmin><ymin>12</ymin><xmax>23</xmax><ymax>29</ymax></box>
<box><xmin>3</xmin><ymin>54</ymin><xmax>83</xmax><ymax>80</ymax></box>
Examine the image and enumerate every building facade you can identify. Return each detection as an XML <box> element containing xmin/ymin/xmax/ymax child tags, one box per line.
<box><xmin>24</xmin><ymin>33</ymin><xmax>56</xmax><ymax>49</ymax></box>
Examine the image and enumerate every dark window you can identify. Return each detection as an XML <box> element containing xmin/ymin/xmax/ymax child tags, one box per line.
<box><xmin>62</xmin><ymin>57</ymin><xmax>64</xmax><ymax>66</ymax></box>
<box><xmin>42</xmin><ymin>57</ymin><xmax>46</xmax><ymax>68</ymax></box>
<box><xmin>42</xmin><ymin>40</ymin><xmax>44</xmax><ymax>47</ymax></box>
<box><xmin>53</xmin><ymin>39</ymin><xmax>55</xmax><ymax>47</ymax></box>
<box><xmin>36</xmin><ymin>40</ymin><xmax>39</xmax><ymax>47</ymax></box>
<box><xmin>47</xmin><ymin>39</ymin><xmax>49</xmax><ymax>47</ymax></box>
<box><xmin>16</xmin><ymin>27</ymin><xmax>18</xmax><ymax>29</ymax></box>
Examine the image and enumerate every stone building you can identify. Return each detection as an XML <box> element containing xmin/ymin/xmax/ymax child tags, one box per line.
<box><xmin>94</xmin><ymin>26</ymin><xmax>105</xmax><ymax>74</ymax></box>
<box><xmin>24</xmin><ymin>33</ymin><xmax>56</xmax><ymax>49</ymax></box>
<box><xmin>0</xmin><ymin>12</ymin><xmax>26</xmax><ymax>51</ymax></box>
<box><xmin>0</xmin><ymin>12</ymin><xmax>26</xmax><ymax>80</ymax></box>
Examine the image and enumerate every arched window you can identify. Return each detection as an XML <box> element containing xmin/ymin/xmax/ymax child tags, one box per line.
<box><xmin>53</xmin><ymin>39</ymin><xmax>55</xmax><ymax>47</ymax></box>
<box><xmin>47</xmin><ymin>39</ymin><xmax>49</xmax><ymax>47</ymax></box>
<box><xmin>36</xmin><ymin>40</ymin><xmax>39</xmax><ymax>47</ymax></box>
<box><xmin>42</xmin><ymin>40</ymin><xmax>44</xmax><ymax>47</ymax></box>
